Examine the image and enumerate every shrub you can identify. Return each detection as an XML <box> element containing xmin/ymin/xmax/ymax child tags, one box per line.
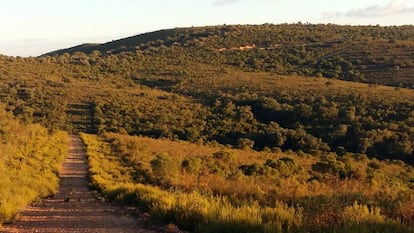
<box><xmin>213</xmin><ymin>150</ymin><xmax>235</xmax><ymax>162</ymax></box>
<box><xmin>264</xmin><ymin>157</ymin><xmax>298</xmax><ymax>177</ymax></box>
<box><xmin>342</xmin><ymin>201</ymin><xmax>385</xmax><ymax>224</ymax></box>
<box><xmin>150</xmin><ymin>153</ymin><xmax>179</xmax><ymax>178</ymax></box>
<box><xmin>239</xmin><ymin>163</ymin><xmax>264</xmax><ymax>176</ymax></box>
<box><xmin>237</xmin><ymin>138</ymin><xmax>255</xmax><ymax>150</ymax></box>
<box><xmin>339</xmin><ymin>201</ymin><xmax>410</xmax><ymax>233</ymax></box>
<box><xmin>311</xmin><ymin>160</ymin><xmax>345</xmax><ymax>176</ymax></box>
<box><xmin>181</xmin><ymin>157</ymin><xmax>202</xmax><ymax>174</ymax></box>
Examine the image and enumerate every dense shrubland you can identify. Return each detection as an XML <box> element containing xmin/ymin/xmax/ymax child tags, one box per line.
<box><xmin>85</xmin><ymin>72</ymin><xmax>414</xmax><ymax>165</ymax></box>
<box><xmin>81</xmin><ymin>133</ymin><xmax>414</xmax><ymax>233</ymax></box>
<box><xmin>0</xmin><ymin>105</ymin><xmax>68</xmax><ymax>225</ymax></box>
<box><xmin>1</xmin><ymin>45</ymin><xmax>414</xmax><ymax>164</ymax></box>
<box><xmin>47</xmin><ymin>24</ymin><xmax>414</xmax><ymax>87</ymax></box>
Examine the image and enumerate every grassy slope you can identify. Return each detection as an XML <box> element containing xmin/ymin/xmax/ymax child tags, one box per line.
<box><xmin>81</xmin><ymin>132</ymin><xmax>414</xmax><ymax>233</ymax></box>
<box><xmin>0</xmin><ymin>106</ymin><xmax>68</xmax><ymax>226</ymax></box>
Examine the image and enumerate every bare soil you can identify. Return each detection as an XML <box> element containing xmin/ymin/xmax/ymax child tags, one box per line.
<box><xmin>1</xmin><ymin>135</ymin><xmax>173</xmax><ymax>233</ymax></box>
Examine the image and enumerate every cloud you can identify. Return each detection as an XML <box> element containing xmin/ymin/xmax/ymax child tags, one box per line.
<box><xmin>345</xmin><ymin>0</ymin><xmax>414</xmax><ymax>17</ymax></box>
<box><xmin>212</xmin><ymin>0</ymin><xmax>240</xmax><ymax>6</ymax></box>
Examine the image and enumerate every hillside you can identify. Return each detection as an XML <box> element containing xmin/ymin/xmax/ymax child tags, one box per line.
<box><xmin>0</xmin><ymin>23</ymin><xmax>413</xmax><ymax>232</ymax></box>
<box><xmin>0</xmin><ymin>104</ymin><xmax>67</xmax><ymax>224</ymax></box>
<box><xmin>2</xmin><ymin>41</ymin><xmax>414</xmax><ymax>165</ymax></box>
<box><xmin>44</xmin><ymin>24</ymin><xmax>414</xmax><ymax>87</ymax></box>
<box><xmin>43</xmin><ymin>28</ymin><xmax>188</xmax><ymax>56</ymax></box>
<box><xmin>80</xmin><ymin>133</ymin><xmax>414</xmax><ymax>233</ymax></box>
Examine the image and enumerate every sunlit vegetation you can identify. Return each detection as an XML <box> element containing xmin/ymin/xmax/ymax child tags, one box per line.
<box><xmin>0</xmin><ymin>105</ymin><xmax>68</xmax><ymax>225</ymax></box>
<box><xmin>3</xmin><ymin>52</ymin><xmax>414</xmax><ymax>164</ymax></box>
<box><xmin>0</xmin><ymin>23</ymin><xmax>414</xmax><ymax>232</ymax></box>
<box><xmin>2</xmin><ymin>24</ymin><xmax>414</xmax><ymax>165</ymax></box>
<box><xmin>47</xmin><ymin>24</ymin><xmax>414</xmax><ymax>87</ymax></box>
<box><xmin>81</xmin><ymin>133</ymin><xmax>414</xmax><ymax>233</ymax></box>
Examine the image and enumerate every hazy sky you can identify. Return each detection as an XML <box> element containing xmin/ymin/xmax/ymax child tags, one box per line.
<box><xmin>1</xmin><ymin>0</ymin><xmax>413</xmax><ymax>56</ymax></box>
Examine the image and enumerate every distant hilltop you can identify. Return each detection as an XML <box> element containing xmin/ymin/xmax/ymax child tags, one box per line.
<box><xmin>43</xmin><ymin>23</ymin><xmax>414</xmax><ymax>88</ymax></box>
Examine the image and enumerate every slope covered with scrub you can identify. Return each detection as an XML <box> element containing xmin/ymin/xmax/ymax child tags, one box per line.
<box><xmin>0</xmin><ymin>23</ymin><xmax>413</xmax><ymax>232</ymax></box>
<box><xmin>81</xmin><ymin>133</ymin><xmax>414</xmax><ymax>233</ymax></box>
<box><xmin>46</xmin><ymin>24</ymin><xmax>414</xmax><ymax>87</ymax></box>
<box><xmin>0</xmin><ymin>105</ymin><xmax>67</xmax><ymax>225</ymax></box>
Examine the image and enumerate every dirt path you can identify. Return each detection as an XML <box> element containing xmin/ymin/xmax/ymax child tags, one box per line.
<box><xmin>1</xmin><ymin>135</ymin><xmax>159</xmax><ymax>233</ymax></box>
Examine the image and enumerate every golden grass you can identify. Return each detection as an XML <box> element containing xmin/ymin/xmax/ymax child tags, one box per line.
<box><xmin>81</xmin><ymin>132</ymin><xmax>414</xmax><ymax>232</ymax></box>
<box><xmin>0</xmin><ymin>106</ymin><xmax>68</xmax><ymax>225</ymax></box>
<box><xmin>180</xmin><ymin>66</ymin><xmax>414</xmax><ymax>102</ymax></box>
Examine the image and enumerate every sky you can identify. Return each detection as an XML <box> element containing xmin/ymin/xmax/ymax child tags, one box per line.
<box><xmin>0</xmin><ymin>0</ymin><xmax>413</xmax><ymax>57</ymax></box>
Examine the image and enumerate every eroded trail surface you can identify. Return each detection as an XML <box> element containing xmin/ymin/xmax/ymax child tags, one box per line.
<box><xmin>2</xmin><ymin>135</ymin><xmax>156</xmax><ymax>233</ymax></box>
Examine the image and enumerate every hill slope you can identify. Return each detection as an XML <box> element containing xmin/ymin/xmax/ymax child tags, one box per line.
<box><xmin>1</xmin><ymin>23</ymin><xmax>413</xmax><ymax>232</ymax></box>
<box><xmin>2</xmin><ymin>51</ymin><xmax>414</xmax><ymax>164</ymax></box>
<box><xmin>1</xmin><ymin>24</ymin><xmax>414</xmax><ymax>165</ymax></box>
<box><xmin>43</xmin><ymin>28</ymin><xmax>186</xmax><ymax>56</ymax></box>
<box><xmin>80</xmin><ymin>132</ymin><xmax>414</xmax><ymax>233</ymax></box>
<box><xmin>44</xmin><ymin>24</ymin><xmax>414</xmax><ymax>87</ymax></box>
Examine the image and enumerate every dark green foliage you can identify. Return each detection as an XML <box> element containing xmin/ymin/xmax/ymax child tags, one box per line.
<box><xmin>239</xmin><ymin>163</ymin><xmax>264</xmax><ymax>176</ymax></box>
<box><xmin>312</xmin><ymin>161</ymin><xmax>344</xmax><ymax>175</ymax></box>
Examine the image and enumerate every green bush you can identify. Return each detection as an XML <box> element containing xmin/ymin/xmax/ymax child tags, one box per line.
<box><xmin>181</xmin><ymin>157</ymin><xmax>202</xmax><ymax>174</ymax></box>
